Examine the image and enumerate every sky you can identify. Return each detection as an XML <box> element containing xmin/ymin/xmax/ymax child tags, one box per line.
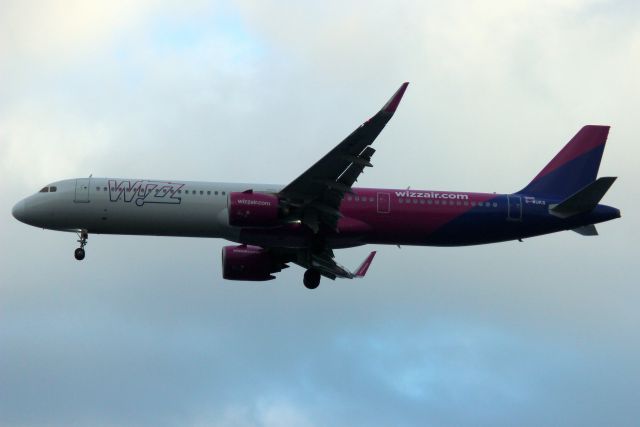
<box><xmin>1</xmin><ymin>0</ymin><xmax>639</xmax><ymax>426</ymax></box>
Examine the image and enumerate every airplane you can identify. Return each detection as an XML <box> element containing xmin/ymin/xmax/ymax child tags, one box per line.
<box><xmin>12</xmin><ymin>82</ymin><xmax>621</xmax><ymax>289</ymax></box>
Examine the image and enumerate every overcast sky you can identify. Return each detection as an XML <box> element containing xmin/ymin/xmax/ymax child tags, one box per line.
<box><xmin>1</xmin><ymin>1</ymin><xmax>639</xmax><ymax>426</ymax></box>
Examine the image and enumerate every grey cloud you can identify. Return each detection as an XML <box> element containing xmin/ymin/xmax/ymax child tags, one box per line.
<box><xmin>1</xmin><ymin>1</ymin><xmax>639</xmax><ymax>426</ymax></box>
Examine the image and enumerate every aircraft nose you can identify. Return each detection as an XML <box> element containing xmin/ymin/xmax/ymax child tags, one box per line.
<box><xmin>12</xmin><ymin>200</ymin><xmax>26</xmax><ymax>223</ymax></box>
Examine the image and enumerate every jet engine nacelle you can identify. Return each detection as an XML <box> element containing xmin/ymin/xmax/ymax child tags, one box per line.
<box><xmin>228</xmin><ymin>191</ymin><xmax>280</xmax><ymax>227</ymax></box>
<box><xmin>222</xmin><ymin>244</ymin><xmax>283</xmax><ymax>281</ymax></box>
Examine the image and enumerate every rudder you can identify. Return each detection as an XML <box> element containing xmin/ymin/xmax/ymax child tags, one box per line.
<box><xmin>518</xmin><ymin>125</ymin><xmax>610</xmax><ymax>199</ymax></box>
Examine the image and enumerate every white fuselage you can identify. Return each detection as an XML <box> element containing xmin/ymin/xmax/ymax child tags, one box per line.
<box><xmin>14</xmin><ymin>177</ymin><xmax>282</xmax><ymax>241</ymax></box>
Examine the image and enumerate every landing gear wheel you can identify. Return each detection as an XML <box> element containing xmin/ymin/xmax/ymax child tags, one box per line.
<box><xmin>74</xmin><ymin>229</ymin><xmax>88</xmax><ymax>261</ymax></box>
<box><xmin>74</xmin><ymin>247</ymin><xmax>85</xmax><ymax>261</ymax></box>
<box><xmin>303</xmin><ymin>269</ymin><xmax>321</xmax><ymax>289</ymax></box>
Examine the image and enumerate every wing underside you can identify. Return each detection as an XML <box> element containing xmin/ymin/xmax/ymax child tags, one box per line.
<box><xmin>275</xmin><ymin>247</ymin><xmax>377</xmax><ymax>280</ymax></box>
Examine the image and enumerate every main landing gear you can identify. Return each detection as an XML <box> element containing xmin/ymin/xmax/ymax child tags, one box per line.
<box><xmin>303</xmin><ymin>269</ymin><xmax>321</xmax><ymax>290</ymax></box>
<box><xmin>74</xmin><ymin>230</ymin><xmax>88</xmax><ymax>261</ymax></box>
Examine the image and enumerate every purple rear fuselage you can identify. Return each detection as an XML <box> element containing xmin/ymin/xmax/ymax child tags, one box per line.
<box><xmin>239</xmin><ymin>187</ymin><xmax>620</xmax><ymax>249</ymax></box>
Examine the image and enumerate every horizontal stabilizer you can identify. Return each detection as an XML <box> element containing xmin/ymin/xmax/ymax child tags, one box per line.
<box><xmin>572</xmin><ymin>224</ymin><xmax>598</xmax><ymax>236</ymax></box>
<box><xmin>550</xmin><ymin>177</ymin><xmax>617</xmax><ymax>219</ymax></box>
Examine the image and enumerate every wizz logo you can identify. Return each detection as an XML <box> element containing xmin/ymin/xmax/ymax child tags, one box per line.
<box><xmin>108</xmin><ymin>180</ymin><xmax>184</xmax><ymax>207</ymax></box>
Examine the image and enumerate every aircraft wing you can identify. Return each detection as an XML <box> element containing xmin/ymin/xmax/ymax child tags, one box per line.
<box><xmin>291</xmin><ymin>249</ymin><xmax>377</xmax><ymax>280</ymax></box>
<box><xmin>279</xmin><ymin>82</ymin><xmax>409</xmax><ymax>232</ymax></box>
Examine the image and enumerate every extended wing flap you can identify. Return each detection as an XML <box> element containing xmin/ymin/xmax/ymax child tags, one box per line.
<box><xmin>338</xmin><ymin>146</ymin><xmax>376</xmax><ymax>189</ymax></box>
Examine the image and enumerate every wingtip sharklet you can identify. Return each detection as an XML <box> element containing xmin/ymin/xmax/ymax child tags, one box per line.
<box><xmin>382</xmin><ymin>82</ymin><xmax>409</xmax><ymax>114</ymax></box>
<box><xmin>354</xmin><ymin>251</ymin><xmax>377</xmax><ymax>277</ymax></box>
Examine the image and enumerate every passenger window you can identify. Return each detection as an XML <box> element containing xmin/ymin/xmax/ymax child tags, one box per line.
<box><xmin>49</xmin><ymin>186</ymin><xmax>57</xmax><ymax>192</ymax></box>
<box><xmin>355</xmin><ymin>196</ymin><xmax>360</xmax><ymax>201</ymax></box>
<box><xmin>471</xmin><ymin>201</ymin><xmax>476</xmax><ymax>207</ymax></box>
<box><xmin>369</xmin><ymin>197</ymin><xmax>374</xmax><ymax>202</ymax></box>
<box><xmin>419</xmin><ymin>200</ymin><xmax>424</xmax><ymax>204</ymax></box>
<box><xmin>96</xmin><ymin>186</ymin><xmax>100</xmax><ymax>191</ymax></box>
<box><xmin>493</xmin><ymin>202</ymin><xmax>498</xmax><ymax>207</ymax></box>
<box><xmin>103</xmin><ymin>187</ymin><xmax>107</xmax><ymax>191</ymax></box>
<box><xmin>214</xmin><ymin>191</ymin><xmax>219</xmax><ymax>195</ymax></box>
<box><xmin>207</xmin><ymin>191</ymin><xmax>211</xmax><ymax>195</ymax></box>
<box><xmin>435</xmin><ymin>200</ymin><xmax>440</xmax><ymax>205</ymax></box>
<box><xmin>40</xmin><ymin>186</ymin><xmax>49</xmax><ymax>193</ymax></box>
<box><xmin>347</xmin><ymin>196</ymin><xmax>353</xmax><ymax>201</ymax></box>
<box><xmin>456</xmin><ymin>201</ymin><xmax>461</xmax><ymax>206</ymax></box>
<box><xmin>427</xmin><ymin>200</ymin><xmax>432</xmax><ymax>205</ymax></box>
<box><xmin>222</xmin><ymin>191</ymin><xmax>226</xmax><ymax>195</ymax></box>
<box><xmin>200</xmin><ymin>191</ymin><xmax>203</xmax><ymax>195</ymax></box>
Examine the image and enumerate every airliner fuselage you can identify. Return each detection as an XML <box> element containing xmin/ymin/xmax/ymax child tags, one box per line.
<box><xmin>14</xmin><ymin>177</ymin><xmax>619</xmax><ymax>248</ymax></box>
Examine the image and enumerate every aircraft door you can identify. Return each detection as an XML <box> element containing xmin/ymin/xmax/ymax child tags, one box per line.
<box><xmin>74</xmin><ymin>178</ymin><xmax>91</xmax><ymax>203</ymax></box>
<box><xmin>507</xmin><ymin>194</ymin><xmax>522</xmax><ymax>221</ymax></box>
<box><xmin>377</xmin><ymin>192</ymin><xmax>390</xmax><ymax>213</ymax></box>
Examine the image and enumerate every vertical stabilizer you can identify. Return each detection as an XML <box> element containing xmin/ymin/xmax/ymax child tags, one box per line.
<box><xmin>519</xmin><ymin>125</ymin><xmax>609</xmax><ymax>199</ymax></box>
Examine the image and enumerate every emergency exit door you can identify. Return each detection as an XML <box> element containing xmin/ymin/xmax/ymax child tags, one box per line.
<box><xmin>74</xmin><ymin>178</ymin><xmax>90</xmax><ymax>203</ymax></box>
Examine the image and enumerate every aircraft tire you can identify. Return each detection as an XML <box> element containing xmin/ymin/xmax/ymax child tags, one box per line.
<box><xmin>74</xmin><ymin>248</ymin><xmax>85</xmax><ymax>261</ymax></box>
<box><xmin>303</xmin><ymin>269</ymin><xmax>321</xmax><ymax>289</ymax></box>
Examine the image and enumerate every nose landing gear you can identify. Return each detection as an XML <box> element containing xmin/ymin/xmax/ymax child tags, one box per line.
<box><xmin>74</xmin><ymin>230</ymin><xmax>88</xmax><ymax>261</ymax></box>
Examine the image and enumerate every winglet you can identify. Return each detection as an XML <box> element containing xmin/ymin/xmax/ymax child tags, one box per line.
<box><xmin>381</xmin><ymin>82</ymin><xmax>409</xmax><ymax>114</ymax></box>
<box><xmin>354</xmin><ymin>251</ymin><xmax>377</xmax><ymax>277</ymax></box>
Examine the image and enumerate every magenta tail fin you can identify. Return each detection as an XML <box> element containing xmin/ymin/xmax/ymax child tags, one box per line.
<box><xmin>519</xmin><ymin>125</ymin><xmax>610</xmax><ymax>199</ymax></box>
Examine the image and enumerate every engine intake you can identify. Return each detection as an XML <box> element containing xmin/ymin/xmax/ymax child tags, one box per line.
<box><xmin>228</xmin><ymin>191</ymin><xmax>280</xmax><ymax>227</ymax></box>
<box><xmin>222</xmin><ymin>245</ymin><xmax>284</xmax><ymax>281</ymax></box>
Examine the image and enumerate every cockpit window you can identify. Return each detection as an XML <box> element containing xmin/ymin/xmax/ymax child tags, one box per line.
<box><xmin>50</xmin><ymin>186</ymin><xmax>57</xmax><ymax>192</ymax></box>
<box><xmin>39</xmin><ymin>186</ymin><xmax>49</xmax><ymax>193</ymax></box>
